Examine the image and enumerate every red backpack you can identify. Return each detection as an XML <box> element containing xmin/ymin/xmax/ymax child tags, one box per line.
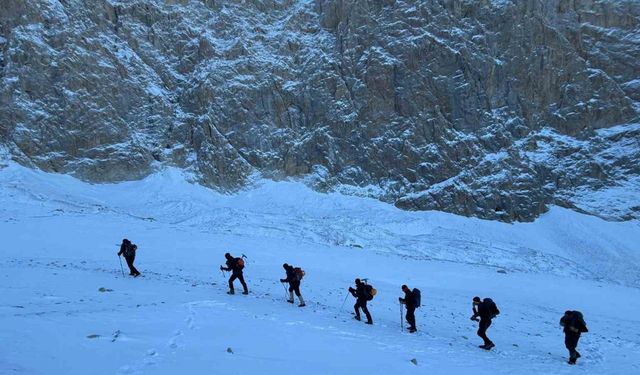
<box><xmin>293</xmin><ymin>267</ymin><xmax>305</xmax><ymax>281</ymax></box>
<box><xmin>236</xmin><ymin>258</ymin><xmax>245</xmax><ymax>269</ymax></box>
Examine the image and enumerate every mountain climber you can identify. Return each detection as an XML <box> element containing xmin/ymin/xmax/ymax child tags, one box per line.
<box><xmin>399</xmin><ymin>285</ymin><xmax>417</xmax><ymax>333</ymax></box>
<box><xmin>349</xmin><ymin>278</ymin><xmax>373</xmax><ymax>325</ymax></box>
<box><xmin>117</xmin><ymin>238</ymin><xmax>140</xmax><ymax>277</ymax></box>
<box><xmin>280</xmin><ymin>263</ymin><xmax>305</xmax><ymax>307</ymax></box>
<box><xmin>220</xmin><ymin>253</ymin><xmax>248</xmax><ymax>295</ymax></box>
<box><xmin>471</xmin><ymin>296</ymin><xmax>500</xmax><ymax>350</ymax></box>
<box><xmin>560</xmin><ymin>310</ymin><xmax>588</xmax><ymax>365</ymax></box>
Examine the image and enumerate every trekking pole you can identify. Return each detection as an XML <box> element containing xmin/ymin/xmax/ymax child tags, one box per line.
<box><xmin>281</xmin><ymin>282</ymin><xmax>289</xmax><ymax>300</ymax></box>
<box><xmin>118</xmin><ymin>255</ymin><xmax>125</xmax><ymax>277</ymax></box>
<box><xmin>400</xmin><ymin>302</ymin><xmax>404</xmax><ymax>331</ymax></box>
<box><xmin>339</xmin><ymin>290</ymin><xmax>350</xmax><ymax>311</ymax></box>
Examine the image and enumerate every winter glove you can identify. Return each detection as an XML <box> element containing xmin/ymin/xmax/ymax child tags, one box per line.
<box><xmin>348</xmin><ymin>287</ymin><xmax>354</xmax><ymax>292</ymax></box>
<box><xmin>219</xmin><ymin>266</ymin><xmax>223</xmax><ymax>271</ymax></box>
<box><xmin>280</xmin><ymin>279</ymin><xmax>286</xmax><ymax>283</ymax></box>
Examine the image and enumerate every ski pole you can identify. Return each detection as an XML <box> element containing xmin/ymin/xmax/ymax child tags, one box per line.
<box><xmin>118</xmin><ymin>255</ymin><xmax>125</xmax><ymax>277</ymax></box>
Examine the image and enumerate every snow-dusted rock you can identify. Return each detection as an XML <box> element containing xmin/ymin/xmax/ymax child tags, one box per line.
<box><xmin>1</xmin><ymin>0</ymin><xmax>638</xmax><ymax>221</ymax></box>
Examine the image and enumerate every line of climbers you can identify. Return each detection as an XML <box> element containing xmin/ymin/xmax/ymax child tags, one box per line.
<box><xmin>116</xmin><ymin>240</ymin><xmax>589</xmax><ymax>365</ymax></box>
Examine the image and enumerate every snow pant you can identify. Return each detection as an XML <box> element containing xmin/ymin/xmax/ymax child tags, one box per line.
<box><xmin>477</xmin><ymin>319</ymin><xmax>493</xmax><ymax>346</ymax></box>
<box><xmin>288</xmin><ymin>280</ymin><xmax>303</xmax><ymax>303</ymax></box>
<box><xmin>288</xmin><ymin>280</ymin><xmax>301</xmax><ymax>296</ymax></box>
<box><xmin>354</xmin><ymin>299</ymin><xmax>372</xmax><ymax>323</ymax></box>
<box><xmin>229</xmin><ymin>272</ymin><xmax>248</xmax><ymax>293</ymax></box>
<box><xmin>565</xmin><ymin>332</ymin><xmax>581</xmax><ymax>361</ymax></box>
<box><xmin>406</xmin><ymin>306</ymin><xmax>416</xmax><ymax>330</ymax></box>
<box><xmin>124</xmin><ymin>255</ymin><xmax>139</xmax><ymax>275</ymax></box>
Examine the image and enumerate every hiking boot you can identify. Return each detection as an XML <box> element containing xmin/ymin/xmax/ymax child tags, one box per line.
<box><xmin>298</xmin><ymin>303</ymin><xmax>306</xmax><ymax>307</ymax></box>
<box><xmin>575</xmin><ymin>352</ymin><xmax>581</xmax><ymax>359</ymax></box>
<box><xmin>482</xmin><ymin>343</ymin><xmax>495</xmax><ymax>350</ymax></box>
<box><xmin>409</xmin><ymin>328</ymin><xmax>417</xmax><ymax>333</ymax></box>
<box><xmin>365</xmin><ymin>321</ymin><xmax>373</xmax><ymax>325</ymax></box>
<box><xmin>287</xmin><ymin>299</ymin><xmax>294</xmax><ymax>304</ymax></box>
<box><xmin>227</xmin><ymin>290</ymin><xmax>235</xmax><ymax>295</ymax></box>
<box><xmin>242</xmin><ymin>291</ymin><xmax>249</xmax><ymax>295</ymax></box>
<box><xmin>568</xmin><ymin>359</ymin><xmax>576</xmax><ymax>365</ymax></box>
<box><xmin>354</xmin><ymin>316</ymin><xmax>361</xmax><ymax>321</ymax></box>
<box><xmin>134</xmin><ymin>273</ymin><xmax>141</xmax><ymax>278</ymax></box>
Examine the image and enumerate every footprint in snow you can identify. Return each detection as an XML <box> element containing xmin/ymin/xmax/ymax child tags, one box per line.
<box><xmin>168</xmin><ymin>330</ymin><xmax>184</xmax><ymax>350</ymax></box>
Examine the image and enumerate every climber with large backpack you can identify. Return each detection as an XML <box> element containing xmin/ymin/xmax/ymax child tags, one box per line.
<box><xmin>280</xmin><ymin>263</ymin><xmax>306</xmax><ymax>307</ymax></box>
<box><xmin>399</xmin><ymin>285</ymin><xmax>420</xmax><ymax>333</ymax></box>
<box><xmin>470</xmin><ymin>296</ymin><xmax>500</xmax><ymax>350</ymax></box>
<box><xmin>220</xmin><ymin>253</ymin><xmax>248</xmax><ymax>295</ymax></box>
<box><xmin>560</xmin><ymin>310</ymin><xmax>588</xmax><ymax>365</ymax></box>
<box><xmin>348</xmin><ymin>278</ymin><xmax>374</xmax><ymax>325</ymax></box>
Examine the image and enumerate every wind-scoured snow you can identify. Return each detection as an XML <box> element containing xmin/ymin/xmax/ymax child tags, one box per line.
<box><xmin>0</xmin><ymin>162</ymin><xmax>639</xmax><ymax>374</ymax></box>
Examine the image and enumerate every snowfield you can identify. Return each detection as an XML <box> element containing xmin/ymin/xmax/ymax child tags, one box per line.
<box><xmin>1</xmin><ymin>162</ymin><xmax>639</xmax><ymax>375</ymax></box>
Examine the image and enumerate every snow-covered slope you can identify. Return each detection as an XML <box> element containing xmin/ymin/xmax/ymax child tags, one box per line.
<box><xmin>1</xmin><ymin>162</ymin><xmax>639</xmax><ymax>374</ymax></box>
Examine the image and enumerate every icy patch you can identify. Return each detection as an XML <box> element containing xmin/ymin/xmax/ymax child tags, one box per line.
<box><xmin>146</xmin><ymin>83</ymin><xmax>166</xmax><ymax>97</ymax></box>
<box><xmin>490</xmin><ymin>0</ymin><xmax>514</xmax><ymax>8</ymax></box>
<box><xmin>595</xmin><ymin>123</ymin><xmax>640</xmax><ymax>137</ymax></box>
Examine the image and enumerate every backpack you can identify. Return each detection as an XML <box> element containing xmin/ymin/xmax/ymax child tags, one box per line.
<box><xmin>293</xmin><ymin>267</ymin><xmax>305</xmax><ymax>281</ymax></box>
<box><xmin>236</xmin><ymin>257</ymin><xmax>245</xmax><ymax>269</ymax></box>
<box><xmin>571</xmin><ymin>311</ymin><xmax>589</xmax><ymax>333</ymax></box>
<box><xmin>124</xmin><ymin>243</ymin><xmax>136</xmax><ymax>257</ymax></box>
<box><xmin>412</xmin><ymin>288</ymin><xmax>421</xmax><ymax>308</ymax></box>
<box><xmin>484</xmin><ymin>298</ymin><xmax>500</xmax><ymax>318</ymax></box>
<box><xmin>364</xmin><ymin>284</ymin><xmax>377</xmax><ymax>301</ymax></box>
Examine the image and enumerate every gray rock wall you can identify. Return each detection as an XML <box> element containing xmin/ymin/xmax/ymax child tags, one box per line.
<box><xmin>1</xmin><ymin>0</ymin><xmax>638</xmax><ymax>221</ymax></box>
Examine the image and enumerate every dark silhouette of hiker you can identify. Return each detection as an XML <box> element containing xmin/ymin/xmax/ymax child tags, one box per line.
<box><xmin>399</xmin><ymin>285</ymin><xmax>417</xmax><ymax>333</ymax></box>
<box><xmin>349</xmin><ymin>278</ymin><xmax>373</xmax><ymax>325</ymax></box>
<box><xmin>220</xmin><ymin>253</ymin><xmax>248</xmax><ymax>295</ymax></box>
<box><xmin>280</xmin><ymin>263</ymin><xmax>305</xmax><ymax>307</ymax></box>
<box><xmin>471</xmin><ymin>296</ymin><xmax>499</xmax><ymax>350</ymax></box>
<box><xmin>117</xmin><ymin>239</ymin><xmax>140</xmax><ymax>277</ymax></box>
<box><xmin>560</xmin><ymin>310</ymin><xmax>588</xmax><ymax>365</ymax></box>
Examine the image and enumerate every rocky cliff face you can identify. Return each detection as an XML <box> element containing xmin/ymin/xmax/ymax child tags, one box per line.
<box><xmin>1</xmin><ymin>0</ymin><xmax>639</xmax><ymax>221</ymax></box>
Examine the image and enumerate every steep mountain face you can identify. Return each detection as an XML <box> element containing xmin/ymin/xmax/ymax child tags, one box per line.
<box><xmin>1</xmin><ymin>0</ymin><xmax>638</xmax><ymax>221</ymax></box>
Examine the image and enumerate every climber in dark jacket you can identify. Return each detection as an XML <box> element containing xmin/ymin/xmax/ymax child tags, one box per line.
<box><xmin>560</xmin><ymin>310</ymin><xmax>588</xmax><ymax>365</ymax></box>
<box><xmin>471</xmin><ymin>296</ymin><xmax>499</xmax><ymax>350</ymax></box>
<box><xmin>280</xmin><ymin>263</ymin><xmax>305</xmax><ymax>307</ymax></box>
<box><xmin>349</xmin><ymin>278</ymin><xmax>373</xmax><ymax>325</ymax></box>
<box><xmin>117</xmin><ymin>238</ymin><xmax>140</xmax><ymax>277</ymax></box>
<box><xmin>399</xmin><ymin>285</ymin><xmax>417</xmax><ymax>333</ymax></box>
<box><xmin>220</xmin><ymin>253</ymin><xmax>248</xmax><ymax>295</ymax></box>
